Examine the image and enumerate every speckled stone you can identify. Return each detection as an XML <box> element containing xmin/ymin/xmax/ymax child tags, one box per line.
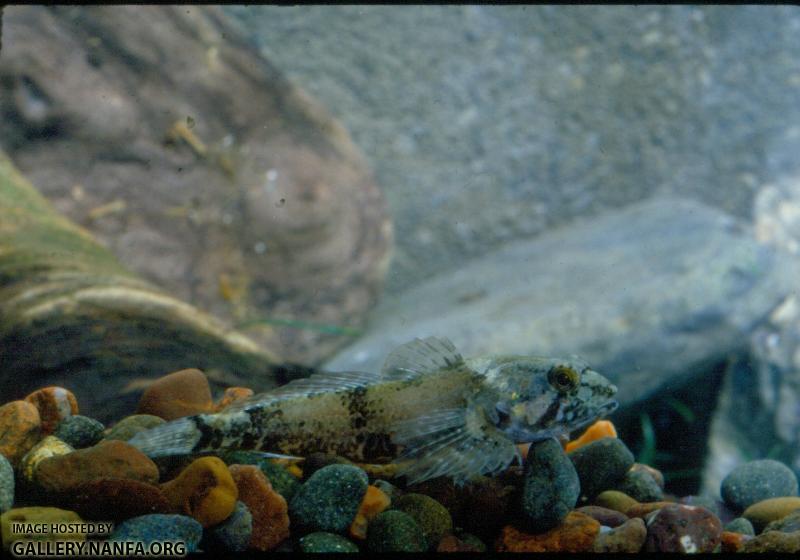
<box><xmin>576</xmin><ymin>505</ymin><xmax>629</xmax><ymax>528</ymax></box>
<box><xmin>614</xmin><ymin>468</ymin><xmax>663</xmax><ymax>503</ymax></box>
<box><xmin>0</xmin><ymin>400</ymin><xmax>42</xmax><ymax>467</ymax></box>
<box><xmin>104</xmin><ymin>414</ymin><xmax>165</xmax><ymax>442</ymax></box>
<box><xmin>0</xmin><ymin>454</ymin><xmax>13</xmax><ymax>513</ymax></box>
<box><xmin>19</xmin><ymin>435</ymin><xmax>74</xmax><ymax>484</ymax></box>
<box><xmin>53</xmin><ymin>415</ymin><xmax>104</xmax><ymax>449</ymax></box>
<box><xmin>721</xmin><ymin>459</ymin><xmax>798</xmax><ymax>513</ymax></box>
<box><xmin>522</xmin><ymin>437</ymin><xmax>580</xmax><ymax>532</ymax></box>
<box><xmin>301</xmin><ymin>452</ymin><xmax>355</xmax><ymax>481</ymax></box>
<box><xmin>300</xmin><ymin>532</ymin><xmax>360</xmax><ymax>552</ymax></box>
<box><xmin>366</xmin><ymin>510</ymin><xmax>426</xmax><ymax>552</ymax></box>
<box><xmin>743</xmin><ymin>497</ymin><xmax>800</xmax><ymax>532</ymax></box>
<box><xmin>592</xmin><ymin>516</ymin><xmax>647</xmax><ymax>553</ymax></box>
<box><xmin>568</xmin><ymin>437</ymin><xmax>634</xmax><ymax>500</ymax></box>
<box><xmin>109</xmin><ymin>514</ymin><xmax>203</xmax><ymax>553</ymax></box>
<box><xmin>372</xmin><ymin>479</ymin><xmax>402</xmax><ymax>502</ymax></box>
<box><xmin>392</xmin><ymin>493</ymin><xmax>452</xmax><ymax>550</ymax></box>
<box><xmin>725</xmin><ymin>516</ymin><xmax>755</xmax><ymax>536</ymax></box>
<box><xmin>740</xmin><ymin>530</ymin><xmax>800</xmax><ymax>553</ymax></box>
<box><xmin>290</xmin><ymin>464</ymin><xmax>368</xmax><ymax>534</ymax></box>
<box><xmin>205</xmin><ymin>500</ymin><xmax>253</xmax><ymax>552</ymax></box>
<box><xmin>764</xmin><ymin>509</ymin><xmax>800</xmax><ymax>533</ymax></box>
<box><xmin>643</xmin><ymin>504</ymin><xmax>722</xmax><ymax>553</ymax></box>
<box><xmin>136</xmin><ymin>368</ymin><xmax>214</xmax><ymax>420</ymax></box>
<box><xmin>24</xmin><ymin>387</ymin><xmax>79</xmax><ymax>435</ymax></box>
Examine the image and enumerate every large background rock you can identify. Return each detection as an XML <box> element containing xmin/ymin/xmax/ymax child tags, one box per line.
<box><xmin>227</xmin><ymin>5</ymin><xmax>800</xmax><ymax>293</ymax></box>
<box><xmin>0</xmin><ymin>5</ymin><xmax>392</xmax><ymax>365</ymax></box>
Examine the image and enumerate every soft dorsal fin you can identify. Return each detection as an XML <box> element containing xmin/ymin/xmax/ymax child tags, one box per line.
<box><xmin>220</xmin><ymin>369</ymin><xmax>381</xmax><ymax>413</ymax></box>
<box><xmin>381</xmin><ymin>336</ymin><xmax>465</xmax><ymax>378</ymax></box>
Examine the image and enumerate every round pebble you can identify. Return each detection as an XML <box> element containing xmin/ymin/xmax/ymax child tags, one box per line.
<box><xmin>522</xmin><ymin>437</ymin><xmax>580</xmax><ymax>531</ymax></box>
<box><xmin>104</xmin><ymin>414</ymin><xmax>165</xmax><ymax>441</ymax></box>
<box><xmin>66</xmin><ymin>478</ymin><xmax>172</xmax><ymax>522</ymax></box>
<box><xmin>614</xmin><ymin>468</ymin><xmax>663</xmax><ymax>503</ymax></box>
<box><xmin>643</xmin><ymin>504</ymin><xmax>722</xmax><ymax>553</ymax></box>
<box><xmin>392</xmin><ymin>493</ymin><xmax>452</xmax><ymax>550</ymax></box>
<box><xmin>366</xmin><ymin>510</ymin><xmax>426</xmax><ymax>552</ymax></box>
<box><xmin>20</xmin><ymin>435</ymin><xmax>74</xmax><ymax>484</ymax></box>
<box><xmin>721</xmin><ymin>459</ymin><xmax>798</xmax><ymax>513</ymax></box>
<box><xmin>109</xmin><ymin>514</ymin><xmax>203</xmax><ymax>553</ymax></box>
<box><xmin>1</xmin><ymin>507</ymin><xmax>84</xmax><ymax>548</ymax></box>
<box><xmin>740</xmin><ymin>530</ymin><xmax>800</xmax><ymax>553</ymax></box>
<box><xmin>724</xmin><ymin>516</ymin><xmax>755</xmax><ymax>536</ymax></box>
<box><xmin>53</xmin><ymin>415</ymin><xmax>104</xmax><ymax>448</ymax></box>
<box><xmin>24</xmin><ymin>387</ymin><xmax>78</xmax><ymax>435</ymax></box>
<box><xmin>300</xmin><ymin>532</ymin><xmax>360</xmax><ymax>552</ymax></box>
<box><xmin>568</xmin><ymin>437</ymin><xmax>634</xmax><ymax>500</ymax></box>
<box><xmin>594</xmin><ymin>490</ymin><xmax>638</xmax><ymax>513</ymax></box>
<box><xmin>136</xmin><ymin>368</ymin><xmax>214</xmax><ymax>420</ymax></box>
<box><xmin>290</xmin><ymin>464</ymin><xmax>368</xmax><ymax>534</ymax></box>
<box><xmin>205</xmin><ymin>500</ymin><xmax>253</xmax><ymax>552</ymax></box>
<box><xmin>742</xmin><ymin>496</ymin><xmax>800</xmax><ymax>532</ymax></box>
<box><xmin>0</xmin><ymin>454</ymin><xmax>13</xmax><ymax>513</ymax></box>
<box><xmin>576</xmin><ymin>505</ymin><xmax>629</xmax><ymax>528</ymax></box>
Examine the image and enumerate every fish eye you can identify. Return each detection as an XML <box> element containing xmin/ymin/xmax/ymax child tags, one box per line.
<box><xmin>548</xmin><ymin>365</ymin><xmax>579</xmax><ymax>393</ymax></box>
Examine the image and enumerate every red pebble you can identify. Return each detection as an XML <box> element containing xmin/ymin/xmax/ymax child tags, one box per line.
<box><xmin>25</xmin><ymin>387</ymin><xmax>78</xmax><ymax>435</ymax></box>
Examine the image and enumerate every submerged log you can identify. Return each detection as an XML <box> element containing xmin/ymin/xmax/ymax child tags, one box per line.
<box><xmin>0</xmin><ymin>152</ymin><xmax>291</xmax><ymax>422</ymax></box>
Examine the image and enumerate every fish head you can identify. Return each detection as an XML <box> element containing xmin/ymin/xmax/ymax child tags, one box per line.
<box><xmin>485</xmin><ymin>356</ymin><xmax>618</xmax><ymax>443</ymax></box>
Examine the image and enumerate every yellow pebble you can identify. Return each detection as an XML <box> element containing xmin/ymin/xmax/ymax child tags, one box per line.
<box><xmin>160</xmin><ymin>456</ymin><xmax>238</xmax><ymax>527</ymax></box>
<box><xmin>594</xmin><ymin>490</ymin><xmax>639</xmax><ymax>514</ymax></box>
<box><xmin>2</xmin><ymin>507</ymin><xmax>83</xmax><ymax>550</ymax></box>
<box><xmin>743</xmin><ymin>497</ymin><xmax>800</xmax><ymax>530</ymax></box>
<box><xmin>19</xmin><ymin>436</ymin><xmax>74</xmax><ymax>484</ymax></box>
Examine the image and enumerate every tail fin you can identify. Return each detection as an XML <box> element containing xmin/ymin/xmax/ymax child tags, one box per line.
<box><xmin>127</xmin><ymin>417</ymin><xmax>202</xmax><ymax>457</ymax></box>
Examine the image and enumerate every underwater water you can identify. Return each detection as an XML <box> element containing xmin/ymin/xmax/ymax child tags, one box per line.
<box><xmin>1</xmin><ymin>4</ymin><xmax>800</xmax><ymax>553</ymax></box>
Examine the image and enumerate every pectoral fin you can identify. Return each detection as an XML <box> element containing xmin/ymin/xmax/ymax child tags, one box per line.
<box><xmin>391</xmin><ymin>405</ymin><xmax>518</xmax><ymax>485</ymax></box>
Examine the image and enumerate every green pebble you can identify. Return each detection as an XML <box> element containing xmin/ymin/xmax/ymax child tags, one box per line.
<box><xmin>367</xmin><ymin>510</ymin><xmax>426</xmax><ymax>553</ymax></box>
<box><xmin>53</xmin><ymin>415</ymin><xmax>105</xmax><ymax>448</ymax></box>
<box><xmin>104</xmin><ymin>415</ymin><xmax>165</xmax><ymax>441</ymax></box>
<box><xmin>568</xmin><ymin>437</ymin><xmax>634</xmax><ymax>500</ymax></box>
<box><xmin>299</xmin><ymin>532</ymin><xmax>360</xmax><ymax>553</ymax></box>
<box><xmin>721</xmin><ymin>459</ymin><xmax>798</xmax><ymax>513</ymax></box>
<box><xmin>0</xmin><ymin>454</ymin><xmax>12</xmax><ymax>513</ymax></box>
<box><xmin>392</xmin><ymin>493</ymin><xmax>452</xmax><ymax>549</ymax></box>
<box><xmin>764</xmin><ymin>510</ymin><xmax>800</xmax><ymax>534</ymax></box>
<box><xmin>522</xmin><ymin>437</ymin><xmax>580</xmax><ymax>532</ymax></box>
<box><xmin>205</xmin><ymin>501</ymin><xmax>252</xmax><ymax>552</ymax></box>
<box><xmin>289</xmin><ymin>464</ymin><xmax>368</xmax><ymax>534</ymax></box>
<box><xmin>614</xmin><ymin>468</ymin><xmax>663</xmax><ymax>503</ymax></box>
<box><xmin>724</xmin><ymin>517</ymin><xmax>755</xmax><ymax>536</ymax></box>
<box><xmin>221</xmin><ymin>450</ymin><xmax>301</xmax><ymax>501</ymax></box>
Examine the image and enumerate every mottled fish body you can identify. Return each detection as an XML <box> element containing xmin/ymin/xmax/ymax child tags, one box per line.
<box><xmin>129</xmin><ymin>337</ymin><xmax>618</xmax><ymax>484</ymax></box>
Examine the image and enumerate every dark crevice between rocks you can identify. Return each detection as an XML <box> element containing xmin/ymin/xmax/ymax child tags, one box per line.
<box><xmin>612</xmin><ymin>357</ymin><xmax>729</xmax><ymax>497</ymax></box>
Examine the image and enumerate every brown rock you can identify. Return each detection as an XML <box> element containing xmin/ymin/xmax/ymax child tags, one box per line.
<box><xmin>495</xmin><ymin>512</ymin><xmax>600</xmax><ymax>552</ymax></box>
<box><xmin>136</xmin><ymin>369</ymin><xmax>214</xmax><ymax>420</ymax></box>
<box><xmin>626</xmin><ymin>501</ymin><xmax>674</xmax><ymax>518</ymax></box>
<box><xmin>66</xmin><ymin>478</ymin><xmax>172</xmax><ymax>522</ymax></box>
<box><xmin>437</xmin><ymin>534</ymin><xmax>485</xmax><ymax>552</ymax></box>
<box><xmin>630</xmin><ymin>463</ymin><xmax>664</xmax><ymax>489</ymax></box>
<box><xmin>743</xmin><ymin>497</ymin><xmax>800</xmax><ymax>532</ymax></box>
<box><xmin>594</xmin><ymin>490</ymin><xmax>638</xmax><ymax>513</ymax></box>
<box><xmin>576</xmin><ymin>505</ymin><xmax>629</xmax><ymax>527</ymax></box>
<box><xmin>740</xmin><ymin>530</ymin><xmax>800</xmax><ymax>553</ymax></box>
<box><xmin>0</xmin><ymin>400</ymin><xmax>42</xmax><ymax>467</ymax></box>
<box><xmin>643</xmin><ymin>504</ymin><xmax>722</xmax><ymax>553</ymax></box>
<box><xmin>34</xmin><ymin>440</ymin><xmax>159</xmax><ymax>492</ymax></box>
<box><xmin>229</xmin><ymin>464</ymin><xmax>289</xmax><ymax>551</ymax></box>
<box><xmin>592</xmin><ymin>517</ymin><xmax>647</xmax><ymax>553</ymax></box>
<box><xmin>24</xmin><ymin>387</ymin><xmax>78</xmax><ymax>435</ymax></box>
<box><xmin>720</xmin><ymin>530</ymin><xmax>751</xmax><ymax>553</ymax></box>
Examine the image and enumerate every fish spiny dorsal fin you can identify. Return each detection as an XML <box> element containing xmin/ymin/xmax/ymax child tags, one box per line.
<box><xmin>390</xmin><ymin>404</ymin><xmax>518</xmax><ymax>485</ymax></box>
<box><xmin>381</xmin><ymin>336</ymin><xmax>466</xmax><ymax>379</ymax></box>
<box><xmin>220</xmin><ymin>370</ymin><xmax>381</xmax><ymax>413</ymax></box>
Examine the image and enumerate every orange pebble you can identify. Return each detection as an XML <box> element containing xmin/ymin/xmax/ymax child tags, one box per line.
<box><xmin>215</xmin><ymin>387</ymin><xmax>254</xmax><ymax>411</ymax></box>
<box><xmin>349</xmin><ymin>485</ymin><xmax>391</xmax><ymax>540</ymax></box>
<box><xmin>565</xmin><ymin>420</ymin><xmax>617</xmax><ymax>453</ymax></box>
<box><xmin>721</xmin><ymin>531</ymin><xmax>750</xmax><ymax>553</ymax></box>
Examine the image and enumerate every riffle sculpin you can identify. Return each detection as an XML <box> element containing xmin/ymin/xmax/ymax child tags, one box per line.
<box><xmin>128</xmin><ymin>337</ymin><xmax>618</xmax><ymax>484</ymax></box>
